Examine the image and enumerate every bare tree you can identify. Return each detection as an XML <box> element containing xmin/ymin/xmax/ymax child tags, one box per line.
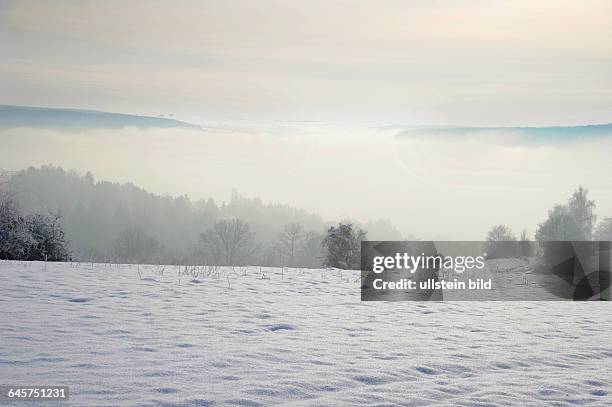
<box><xmin>568</xmin><ymin>186</ymin><xmax>596</xmax><ymax>240</ymax></box>
<box><xmin>536</xmin><ymin>187</ymin><xmax>596</xmax><ymax>242</ymax></box>
<box><xmin>519</xmin><ymin>229</ymin><xmax>534</xmax><ymax>257</ymax></box>
<box><xmin>484</xmin><ymin>224</ymin><xmax>517</xmax><ymax>259</ymax></box>
<box><xmin>200</xmin><ymin>219</ymin><xmax>257</xmax><ymax>266</ymax></box>
<box><xmin>594</xmin><ymin>217</ymin><xmax>612</xmax><ymax>241</ymax></box>
<box><xmin>297</xmin><ymin>231</ymin><xmax>325</xmax><ymax>268</ymax></box>
<box><xmin>278</xmin><ymin>223</ymin><xmax>305</xmax><ymax>266</ymax></box>
<box><xmin>112</xmin><ymin>227</ymin><xmax>163</xmax><ymax>264</ymax></box>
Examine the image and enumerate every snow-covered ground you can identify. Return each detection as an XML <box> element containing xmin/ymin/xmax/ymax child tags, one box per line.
<box><xmin>1</xmin><ymin>261</ymin><xmax>611</xmax><ymax>406</ymax></box>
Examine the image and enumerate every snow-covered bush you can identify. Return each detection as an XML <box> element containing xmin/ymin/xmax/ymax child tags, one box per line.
<box><xmin>0</xmin><ymin>192</ymin><xmax>70</xmax><ymax>261</ymax></box>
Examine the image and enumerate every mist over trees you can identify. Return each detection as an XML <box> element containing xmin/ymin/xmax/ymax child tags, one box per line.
<box><xmin>484</xmin><ymin>224</ymin><xmax>517</xmax><ymax>259</ymax></box>
<box><xmin>297</xmin><ymin>231</ymin><xmax>327</xmax><ymax>268</ymax></box>
<box><xmin>111</xmin><ymin>227</ymin><xmax>164</xmax><ymax>264</ymax></box>
<box><xmin>568</xmin><ymin>186</ymin><xmax>597</xmax><ymax>239</ymax></box>
<box><xmin>11</xmin><ymin>168</ymin><xmax>610</xmax><ymax>268</ymax></box>
<box><xmin>536</xmin><ymin>186</ymin><xmax>596</xmax><ymax>242</ymax></box>
<box><xmin>0</xmin><ymin>166</ymin><xmax>402</xmax><ymax>266</ymax></box>
<box><xmin>483</xmin><ymin>186</ymin><xmax>610</xmax><ymax>260</ymax></box>
<box><xmin>485</xmin><ymin>225</ymin><xmax>516</xmax><ymax>242</ymax></box>
<box><xmin>594</xmin><ymin>218</ymin><xmax>612</xmax><ymax>241</ymax></box>
<box><xmin>277</xmin><ymin>223</ymin><xmax>305</xmax><ymax>266</ymax></box>
<box><xmin>199</xmin><ymin>219</ymin><xmax>257</xmax><ymax>266</ymax></box>
<box><xmin>519</xmin><ymin>229</ymin><xmax>534</xmax><ymax>257</ymax></box>
<box><xmin>483</xmin><ymin>225</ymin><xmax>535</xmax><ymax>259</ymax></box>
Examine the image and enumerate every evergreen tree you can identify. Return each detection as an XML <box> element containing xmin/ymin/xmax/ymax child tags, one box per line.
<box><xmin>322</xmin><ymin>222</ymin><xmax>366</xmax><ymax>269</ymax></box>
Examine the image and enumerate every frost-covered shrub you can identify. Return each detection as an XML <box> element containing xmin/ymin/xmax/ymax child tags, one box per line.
<box><xmin>25</xmin><ymin>212</ymin><xmax>70</xmax><ymax>261</ymax></box>
<box><xmin>0</xmin><ymin>192</ymin><xmax>70</xmax><ymax>261</ymax></box>
<box><xmin>0</xmin><ymin>192</ymin><xmax>32</xmax><ymax>259</ymax></box>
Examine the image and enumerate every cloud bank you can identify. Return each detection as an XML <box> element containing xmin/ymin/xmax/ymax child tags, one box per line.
<box><xmin>2</xmin><ymin>124</ymin><xmax>612</xmax><ymax>240</ymax></box>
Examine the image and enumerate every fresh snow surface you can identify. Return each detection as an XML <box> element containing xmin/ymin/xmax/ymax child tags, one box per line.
<box><xmin>1</xmin><ymin>261</ymin><xmax>611</xmax><ymax>406</ymax></box>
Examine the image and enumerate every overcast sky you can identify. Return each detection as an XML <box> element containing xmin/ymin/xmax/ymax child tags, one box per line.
<box><xmin>1</xmin><ymin>0</ymin><xmax>612</xmax><ymax>125</ymax></box>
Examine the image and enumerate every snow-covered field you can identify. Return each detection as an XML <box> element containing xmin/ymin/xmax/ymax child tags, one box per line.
<box><xmin>1</xmin><ymin>261</ymin><xmax>611</xmax><ymax>406</ymax></box>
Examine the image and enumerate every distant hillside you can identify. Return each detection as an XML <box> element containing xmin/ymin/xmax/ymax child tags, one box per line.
<box><xmin>1</xmin><ymin>166</ymin><xmax>327</xmax><ymax>263</ymax></box>
<box><xmin>396</xmin><ymin>123</ymin><xmax>612</xmax><ymax>145</ymax></box>
<box><xmin>2</xmin><ymin>166</ymin><xmax>403</xmax><ymax>265</ymax></box>
<box><xmin>0</xmin><ymin>105</ymin><xmax>201</xmax><ymax>130</ymax></box>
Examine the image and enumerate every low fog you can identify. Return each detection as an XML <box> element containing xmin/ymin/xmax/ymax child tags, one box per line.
<box><xmin>2</xmin><ymin>123</ymin><xmax>612</xmax><ymax>240</ymax></box>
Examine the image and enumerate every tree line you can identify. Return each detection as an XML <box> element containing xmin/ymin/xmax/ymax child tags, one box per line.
<box><xmin>484</xmin><ymin>186</ymin><xmax>611</xmax><ymax>258</ymax></box>
<box><xmin>0</xmin><ymin>166</ymin><xmax>393</xmax><ymax>268</ymax></box>
<box><xmin>0</xmin><ymin>185</ymin><xmax>366</xmax><ymax>269</ymax></box>
<box><xmin>6</xmin><ymin>167</ymin><xmax>606</xmax><ymax>268</ymax></box>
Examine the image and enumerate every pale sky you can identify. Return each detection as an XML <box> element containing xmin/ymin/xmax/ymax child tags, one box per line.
<box><xmin>1</xmin><ymin>0</ymin><xmax>612</xmax><ymax>125</ymax></box>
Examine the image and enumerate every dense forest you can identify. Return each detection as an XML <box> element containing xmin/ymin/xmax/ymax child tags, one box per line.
<box><xmin>0</xmin><ymin>166</ymin><xmax>402</xmax><ymax>266</ymax></box>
